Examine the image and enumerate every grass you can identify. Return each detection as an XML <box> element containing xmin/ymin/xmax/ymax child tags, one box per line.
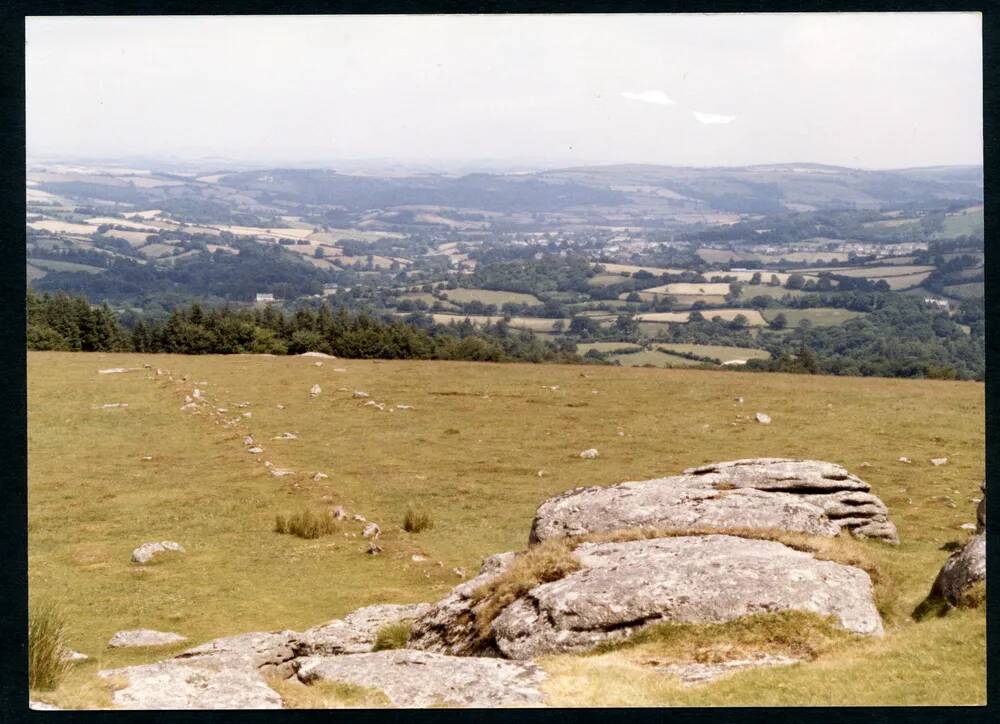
<box><xmin>26</xmin><ymin>257</ymin><xmax>105</xmax><ymax>274</ymax></box>
<box><xmin>372</xmin><ymin>621</ymin><xmax>413</xmax><ymax>651</ymax></box>
<box><xmin>762</xmin><ymin>307</ymin><xmax>865</xmax><ymax>327</ymax></box>
<box><xmin>269</xmin><ymin>677</ymin><xmax>391</xmax><ymax>708</ymax></box>
<box><xmin>27</xmin><ymin>352</ymin><xmax>985</xmax><ymax>706</ymax></box>
<box><xmin>29</xmin><ymin>601</ymin><xmax>72</xmax><ymax>690</ymax></box>
<box><xmin>575</xmin><ymin>342</ymin><xmax>642</xmax><ymax>355</ymax></box>
<box><xmin>275</xmin><ymin>509</ymin><xmax>340</xmax><ymax>539</ymax></box>
<box><xmin>943</xmin><ymin>282</ymin><xmax>984</xmax><ymax>300</ymax></box>
<box><xmin>442</xmin><ymin>288</ymin><xmax>541</xmax><ymax>306</ymax></box>
<box><xmin>611</xmin><ymin>349</ymin><xmax>704</xmax><ymax>368</ymax></box>
<box><xmin>470</xmin><ymin>538</ymin><xmax>582</xmax><ymax>643</ymax></box>
<box><xmin>402</xmin><ymin>508</ymin><xmax>433</xmax><ymax>533</ymax></box>
<box><xmin>656</xmin><ymin>344</ymin><xmax>770</xmax><ymax>364</ymax></box>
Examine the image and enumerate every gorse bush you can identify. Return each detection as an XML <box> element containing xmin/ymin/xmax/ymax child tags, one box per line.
<box><xmin>29</xmin><ymin>600</ymin><xmax>71</xmax><ymax>691</ymax></box>
<box><xmin>402</xmin><ymin>509</ymin><xmax>433</xmax><ymax>533</ymax></box>
<box><xmin>274</xmin><ymin>509</ymin><xmax>339</xmax><ymax>539</ymax></box>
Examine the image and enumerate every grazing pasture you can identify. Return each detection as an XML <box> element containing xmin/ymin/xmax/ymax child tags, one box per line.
<box><xmin>27</xmin><ymin>353</ymin><xmax>984</xmax><ymax>707</ymax></box>
<box><xmin>761</xmin><ymin>308</ymin><xmax>865</xmax><ymax>327</ymax></box>
<box><xmin>442</xmin><ymin>288</ymin><xmax>542</xmax><ymax>306</ymax></box>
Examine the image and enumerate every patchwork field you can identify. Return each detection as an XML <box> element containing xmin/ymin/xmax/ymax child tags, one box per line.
<box><xmin>635</xmin><ymin>309</ymin><xmax>768</xmax><ymax>326</ymax></box>
<box><xmin>761</xmin><ymin>308</ymin><xmax>866</xmax><ymax>327</ymax></box>
<box><xmin>442</xmin><ymin>288</ymin><xmax>542</xmax><ymax>306</ymax></box>
<box><xmin>28</xmin><ymin>353</ymin><xmax>985</xmax><ymax>707</ymax></box>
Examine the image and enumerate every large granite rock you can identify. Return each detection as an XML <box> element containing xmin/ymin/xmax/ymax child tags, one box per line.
<box><xmin>298</xmin><ymin>603</ymin><xmax>432</xmax><ymax>655</ymax></box>
<box><xmin>295</xmin><ymin>649</ymin><xmax>546</xmax><ymax>707</ymax></box>
<box><xmin>490</xmin><ymin>535</ymin><xmax>883</xmax><ymax>659</ymax></box>
<box><xmin>529</xmin><ymin>458</ymin><xmax>898</xmax><ymax>544</ymax></box>
<box><xmin>928</xmin><ymin>533</ymin><xmax>986</xmax><ymax>606</ymax></box>
<box><xmin>408</xmin><ymin>553</ymin><xmax>516</xmax><ymax>657</ymax></box>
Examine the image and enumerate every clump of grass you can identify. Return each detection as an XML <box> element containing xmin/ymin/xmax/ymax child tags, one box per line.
<box><xmin>274</xmin><ymin>509</ymin><xmax>339</xmax><ymax>539</ymax></box>
<box><xmin>402</xmin><ymin>509</ymin><xmax>433</xmax><ymax>533</ymax></box>
<box><xmin>268</xmin><ymin>677</ymin><xmax>391</xmax><ymax>708</ymax></box>
<box><xmin>589</xmin><ymin>609</ymin><xmax>853</xmax><ymax>662</ymax></box>
<box><xmin>471</xmin><ymin>538</ymin><xmax>582</xmax><ymax>642</ymax></box>
<box><xmin>372</xmin><ymin>621</ymin><xmax>412</xmax><ymax>651</ymax></box>
<box><xmin>29</xmin><ymin>600</ymin><xmax>71</xmax><ymax>691</ymax></box>
<box><xmin>913</xmin><ymin>580</ymin><xmax>985</xmax><ymax>621</ymax></box>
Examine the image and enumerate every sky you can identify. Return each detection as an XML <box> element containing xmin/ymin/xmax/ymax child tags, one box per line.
<box><xmin>26</xmin><ymin>13</ymin><xmax>983</xmax><ymax>171</ymax></box>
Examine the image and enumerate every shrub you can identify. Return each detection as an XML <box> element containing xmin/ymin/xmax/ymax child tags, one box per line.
<box><xmin>29</xmin><ymin>601</ymin><xmax>71</xmax><ymax>691</ymax></box>
<box><xmin>274</xmin><ymin>509</ymin><xmax>339</xmax><ymax>539</ymax></box>
<box><xmin>402</xmin><ymin>509</ymin><xmax>433</xmax><ymax>533</ymax></box>
<box><xmin>372</xmin><ymin>621</ymin><xmax>412</xmax><ymax>651</ymax></box>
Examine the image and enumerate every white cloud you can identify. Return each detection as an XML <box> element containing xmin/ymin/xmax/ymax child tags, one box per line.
<box><xmin>692</xmin><ymin>111</ymin><xmax>737</xmax><ymax>125</ymax></box>
<box><xmin>621</xmin><ymin>90</ymin><xmax>676</xmax><ymax>106</ymax></box>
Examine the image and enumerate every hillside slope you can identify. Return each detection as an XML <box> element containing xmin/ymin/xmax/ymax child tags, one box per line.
<box><xmin>28</xmin><ymin>353</ymin><xmax>985</xmax><ymax>707</ymax></box>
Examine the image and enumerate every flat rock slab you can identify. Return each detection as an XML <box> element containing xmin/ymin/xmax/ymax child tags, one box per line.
<box><xmin>653</xmin><ymin>654</ymin><xmax>803</xmax><ymax>685</ymax></box>
<box><xmin>109</xmin><ymin>629</ymin><xmax>188</xmax><ymax>648</ymax></box>
<box><xmin>492</xmin><ymin>535</ymin><xmax>883</xmax><ymax>660</ymax></box>
<box><xmin>296</xmin><ymin>650</ymin><xmax>547</xmax><ymax>708</ymax></box>
<box><xmin>99</xmin><ymin>659</ymin><xmax>283</xmax><ymax>709</ymax></box>
<box><xmin>530</xmin><ymin>458</ymin><xmax>898</xmax><ymax>544</ymax></box>
<box><xmin>929</xmin><ymin>533</ymin><xmax>985</xmax><ymax>605</ymax></box>
<box><xmin>300</xmin><ymin>603</ymin><xmax>432</xmax><ymax>655</ymax></box>
<box><xmin>683</xmin><ymin>459</ymin><xmax>869</xmax><ymax>492</ymax></box>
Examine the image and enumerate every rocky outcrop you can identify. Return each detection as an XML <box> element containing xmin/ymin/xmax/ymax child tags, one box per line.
<box><xmin>529</xmin><ymin>459</ymin><xmax>898</xmax><ymax>544</ymax></box>
<box><xmin>652</xmin><ymin>654</ymin><xmax>803</xmax><ymax>685</ymax></box>
<box><xmin>408</xmin><ymin>552</ymin><xmax>516</xmax><ymax>657</ymax></box>
<box><xmin>298</xmin><ymin>603</ymin><xmax>431</xmax><ymax>656</ymax></box>
<box><xmin>100</xmin><ymin>660</ymin><xmax>284</xmax><ymax>709</ymax></box>
<box><xmin>928</xmin><ymin>533</ymin><xmax>986</xmax><ymax>606</ymax></box>
<box><xmin>490</xmin><ymin>535</ymin><xmax>883</xmax><ymax>659</ymax></box>
<box><xmin>295</xmin><ymin>650</ymin><xmax>546</xmax><ymax>707</ymax></box>
<box><xmin>108</xmin><ymin>629</ymin><xmax>188</xmax><ymax>648</ymax></box>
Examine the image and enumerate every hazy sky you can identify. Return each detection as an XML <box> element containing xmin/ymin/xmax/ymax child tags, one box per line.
<box><xmin>26</xmin><ymin>13</ymin><xmax>983</xmax><ymax>170</ymax></box>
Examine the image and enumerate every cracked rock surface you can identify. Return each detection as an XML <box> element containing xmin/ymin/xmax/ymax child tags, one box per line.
<box><xmin>529</xmin><ymin>458</ymin><xmax>898</xmax><ymax>545</ymax></box>
<box><xmin>490</xmin><ymin>535</ymin><xmax>883</xmax><ymax>660</ymax></box>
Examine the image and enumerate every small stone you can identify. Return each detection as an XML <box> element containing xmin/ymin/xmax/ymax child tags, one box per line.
<box><xmin>314</xmin><ymin>361</ymin><xmax>323</xmax><ymax>367</ymax></box>
<box><xmin>898</xmin><ymin>457</ymin><xmax>911</xmax><ymax>464</ymax></box>
<box><xmin>310</xmin><ymin>384</ymin><xmax>322</xmax><ymax>398</ymax></box>
<box><xmin>960</xmin><ymin>523</ymin><xmax>976</xmax><ymax>531</ymax></box>
<box><xmin>859</xmin><ymin>462</ymin><xmax>872</xmax><ymax>468</ymax></box>
<box><xmin>755</xmin><ymin>412</ymin><xmax>771</xmax><ymax>425</ymax></box>
<box><xmin>242</xmin><ymin>412</ymin><xmax>252</xmax><ymax>418</ymax></box>
<box><xmin>734</xmin><ymin>397</ymin><xmax>744</xmax><ymax>403</ymax></box>
<box><xmin>248</xmin><ymin>447</ymin><xmax>263</xmax><ymax>454</ymax></box>
<box><xmin>537</xmin><ymin>470</ymin><xmax>546</xmax><ymax>477</ymax></box>
<box><xmin>332</xmin><ymin>507</ymin><xmax>347</xmax><ymax>520</ymax></box>
<box><xmin>270</xmin><ymin>469</ymin><xmax>294</xmax><ymax>477</ymax></box>
<box><xmin>579</xmin><ymin>448</ymin><xmax>600</xmax><ymax>459</ymax></box>
<box><xmin>131</xmin><ymin>541</ymin><xmax>185</xmax><ymax>564</ymax></box>
<box><xmin>273</xmin><ymin>432</ymin><xmax>299</xmax><ymax>440</ymax></box>
<box><xmin>313</xmin><ymin>472</ymin><xmax>329</xmax><ymax>481</ymax></box>
<box><xmin>184</xmin><ymin>395</ymin><xmax>193</xmax><ymax>404</ymax></box>
<box><xmin>362</xmin><ymin>522</ymin><xmax>381</xmax><ymax>539</ymax></box>
<box><xmin>930</xmin><ymin>457</ymin><xmax>949</xmax><ymax>466</ymax></box>
<box><xmin>453</xmin><ymin>567</ymin><xmax>467</xmax><ymax>579</ymax></box>
<box><xmin>367</xmin><ymin>542</ymin><xmax>383</xmax><ymax>555</ymax></box>
<box><xmin>411</xmin><ymin>554</ymin><xmax>427</xmax><ymax>562</ymax></box>
<box><xmin>61</xmin><ymin>649</ymin><xmax>89</xmax><ymax>663</ymax></box>
<box><xmin>353</xmin><ymin>390</ymin><xmax>370</xmax><ymax>399</ymax></box>
<box><xmin>141</xmin><ymin>456</ymin><xmax>153</xmax><ymax>461</ymax></box>
<box><xmin>192</xmin><ymin>389</ymin><xmax>203</xmax><ymax>400</ymax></box>
<box><xmin>396</xmin><ymin>404</ymin><xmax>414</xmax><ymax>410</ymax></box>
<box><xmin>353</xmin><ymin>514</ymin><xmax>367</xmax><ymax>523</ymax></box>
<box><xmin>243</xmin><ymin>436</ymin><xmax>254</xmax><ymax>446</ymax></box>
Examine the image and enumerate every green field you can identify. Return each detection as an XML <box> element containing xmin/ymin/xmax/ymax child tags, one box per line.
<box><xmin>442</xmin><ymin>288</ymin><xmax>541</xmax><ymax>306</ymax></box>
<box><xmin>28</xmin><ymin>353</ymin><xmax>984</xmax><ymax>707</ymax></box>
<box><xmin>586</xmin><ymin>274</ymin><xmax>630</xmax><ymax>287</ymax></box>
<box><xmin>27</xmin><ymin>264</ymin><xmax>48</xmax><ymax>282</ymax></box>
<box><xmin>762</xmin><ymin>308</ymin><xmax>865</xmax><ymax>327</ymax></box>
<box><xmin>26</xmin><ymin>258</ymin><xmax>106</xmax><ymax>274</ymax></box>
<box><xmin>937</xmin><ymin>207</ymin><xmax>984</xmax><ymax>238</ymax></box>
<box><xmin>943</xmin><ymin>283</ymin><xmax>984</xmax><ymax>300</ymax></box>
<box><xmin>576</xmin><ymin>342</ymin><xmax>642</xmax><ymax>355</ymax></box>
<box><xmin>609</xmin><ymin>349</ymin><xmax>703</xmax><ymax>367</ymax></box>
<box><xmin>657</xmin><ymin>344</ymin><xmax>771</xmax><ymax>363</ymax></box>
<box><xmin>874</xmin><ymin>272</ymin><xmax>932</xmax><ymax>290</ymax></box>
<box><xmin>738</xmin><ymin>284</ymin><xmax>805</xmax><ymax>300</ymax></box>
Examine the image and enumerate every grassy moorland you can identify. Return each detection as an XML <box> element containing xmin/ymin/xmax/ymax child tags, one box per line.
<box><xmin>27</xmin><ymin>352</ymin><xmax>984</xmax><ymax>707</ymax></box>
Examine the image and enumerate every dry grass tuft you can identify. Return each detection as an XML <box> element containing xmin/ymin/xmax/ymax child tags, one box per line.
<box><xmin>275</xmin><ymin>509</ymin><xmax>340</xmax><ymax>539</ymax></box>
<box><xmin>268</xmin><ymin>676</ymin><xmax>391</xmax><ymax>708</ymax></box>
<box><xmin>402</xmin><ymin>508</ymin><xmax>433</xmax><ymax>533</ymax></box>
<box><xmin>588</xmin><ymin>609</ymin><xmax>853</xmax><ymax>662</ymax></box>
<box><xmin>372</xmin><ymin>621</ymin><xmax>412</xmax><ymax>651</ymax></box>
<box><xmin>29</xmin><ymin>601</ymin><xmax>72</xmax><ymax>691</ymax></box>
<box><xmin>471</xmin><ymin>538</ymin><xmax>582</xmax><ymax>642</ymax></box>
